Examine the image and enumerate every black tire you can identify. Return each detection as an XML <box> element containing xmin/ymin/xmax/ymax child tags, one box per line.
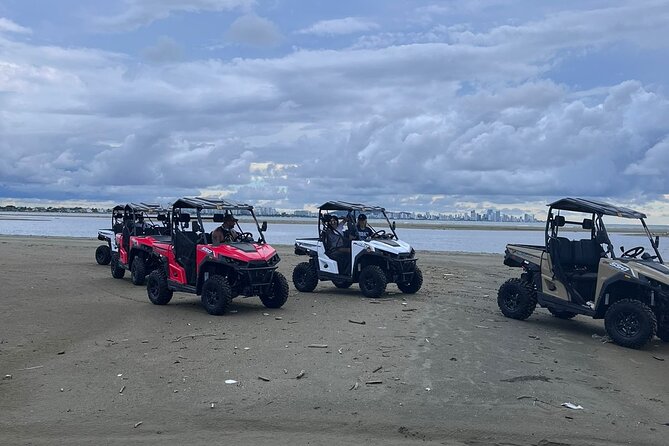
<box><xmin>497</xmin><ymin>278</ymin><xmax>537</xmax><ymax>320</ymax></box>
<box><xmin>292</xmin><ymin>262</ymin><xmax>318</xmax><ymax>292</ymax></box>
<box><xmin>657</xmin><ymin>323</ymin><xmax>669</xmax><ymax>342</ymax></box>
<box><xmin>260</xmin><ymin>272</ymin><xmax>289</xmax><ymax>309</ymax></box>
<box><xmin>95</xmin><ymin>245</ymin><xmax>111</xmax><ymax>265</ymax></box>
<box><xmin>110</xmin><ymin>253</ymin><xmax>125</xmax><ymax>279</ymax></box>
<box><xmin>547</xmin><ymin>307</ymin><xmax>577</xmax><ymax>319</ymax></box>
<box><xmin>130</xmin><ymin>256</ymin><xmax>146</xmax><ymax>286</ymax></box>
<box><xmin>358</xmin><ymin>265</ymin><xmax>387</xmax><ymax>298</ymax></box>
<box><xmin>201</xmin><ymin>275</ymin><xmax>233</xmax><ymax>315</ymax></box>
<box><xmin>332</xmin><ymin>280</ymin><xmax>352</xmax><ymax>289</ymax></box>
<box><xmin>147</xmin><ymin>270</ymin><xmax>173</xmax><ymax>305</ymax></box>
<box><xmin>397</xmin><ymin>266</ymin><xmax>423</xmax><ymax>294</ymax></box>
<box><xmin>604</xmin><ymin>299</ymin><xmax>657</xmax><ymax>349</ymax></box>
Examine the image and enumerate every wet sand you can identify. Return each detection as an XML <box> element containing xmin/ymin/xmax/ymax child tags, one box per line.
<box><xmin>0</xmin><ymin>236</ymin><xmax>667</xmax><ymax>445</ymax></box>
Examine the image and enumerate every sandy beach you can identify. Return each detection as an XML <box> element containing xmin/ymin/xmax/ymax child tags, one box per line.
<box><xmin>0</xmin><ymin>235</ymin><xmax>667</xmax><ymax>445</ymax></box>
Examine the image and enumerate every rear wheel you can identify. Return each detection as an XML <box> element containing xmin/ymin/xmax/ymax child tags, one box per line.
<box><xmin>293</xmin><ymin>262</ymin><xmax>318</xmax><ymax>292</ymax></box>
<box><xmin>110</xmin><ymin>253</ymin><xmax>125</xmax><ymax>279</ymax></box>
<box><xmin>95</xmin><ymin>245</ymin><xmax>111</xmax><ymax>265</ymax></box>
<box><xmin>604</xmin><ymin>299</ymin><xmax>656</xmax><ymax>349</ymax></box>
<box><xmin>260</xmin><ymin>272</ymin><xmax>289</xmax><ymax>309</ymax></box>
<box><xmin>358</xmin><ymin>265</ymin><xmax>387</xmax><ymax>298</ymax></box>
<box><xmin>497</xmin><ymin>278</ymin><xmax>536</xmax><ymax>320</ymax></box>
<box><xmin>147</xmin><ymin>270</ymin><xmax>173</xmax><ymax>305</ymax></box>
<box><xmin>397</xmin><ymin>266</ymin><xmax>423</xmax><ymax>294</ymax></box>
<box><xmin>201</xmin><ymin>275</ymin><xmax>233</xmax><ymax>315</ymax></box>
<box><xmin>547</xmin><ymin>307</ymin><xmax>577</xmax><ymax>319</ymax></box>
<box><xmin>332</xmin><ymin>280</ymin><xmax>352</xmax><ymax>289</ymax></box>
<box><xmin>130</xmin><ymin>256</ymin><xmax>146</xmax><ymax>286</ymax></box>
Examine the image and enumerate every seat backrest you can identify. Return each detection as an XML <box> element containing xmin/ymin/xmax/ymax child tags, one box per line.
<box><xmin>549</xmin><ymin>237</ymin><xmax>574</xmax><ymax>268</ymax></box>
<box><xmin>573</xmin><ymin>239</ymin><xmax>603</xmax><ymax>270</ymax></box>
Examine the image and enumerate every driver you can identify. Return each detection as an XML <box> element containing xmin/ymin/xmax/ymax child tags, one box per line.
<box><xmin>354</xmin><ymin>214</ymin><xmax>374</xmax><ymax>240</ymax></box>
<box><xmin>211</xmin><ymin>214</ymin><xmax>240</xmax><ymax>245</ymax></box>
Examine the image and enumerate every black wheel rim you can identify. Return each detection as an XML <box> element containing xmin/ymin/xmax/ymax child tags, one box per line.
<box><xmin>204</xmin><ymin>287</ymin><xmax>218</xmax><ymax>307</ymax></box>
<box><xmin>363</xmin><ymin>276</ymin><xmax>376</xmax><ymax>291</ymax></box>
<box><xmin>148</xmin><ymin>279</ymin><xmax>159</xmax><ymax>298</ymax></box>
<box><xmin>504</xmin><ymin>291</ymin><xmax>520</xmax><ymax>311</ymax></box>
<box><xmin>96</xmin><ymin>250</ymin><xmax>105</xmax><ymax>262</ymax></box>
<box><xmin>615</xmin><ymin>311</ymin><xmax>640</xmax><ymax>338</ymax></box>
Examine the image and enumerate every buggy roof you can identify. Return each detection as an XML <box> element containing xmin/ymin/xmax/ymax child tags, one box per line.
<box><xmin>172</xmin><ymin>197</ymin><xmax>253</xmax><ymax>211</ymax></box>
<box><xmin>319</xmin><ymin>201</ymin><xmax>386</xmax><ymax>212</ymax></box>
<box><xmin>549</xmin><ymin>198</ymin><xmax>646</xmax><ymax>219</ymax></box>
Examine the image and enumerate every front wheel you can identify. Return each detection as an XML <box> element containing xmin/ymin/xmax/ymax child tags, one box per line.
<box><xmin>293</xmin><ymin>262</ymin><xmax>318</xmax><ymax>292</ymax></box>
<box><xmin>358</xmin><ymin>265</ymin><xmax>387</xmax><ymax>298</ymax></box>
<box><xmin>604</xmin><ymin>299</ymin><xmax>656</xmax><ymax>349</ymax></box>
<box><xmin>110</xmin><ymin>253</ymin><xmax>125</xmax><ymax>279</ymax></box>
<box><xmin>397</xmin><ymin>266</ymin><xmax>423</xmax><ymax>294</ymax></box>
<box><xmin>130</xmin><ymin>256</ymin><xmax>146</xmax><ymax>286</ymax></box>
<box><xmin>497</xmin><ymin>278</ymin><xmax>536</xmax><ymax>320</ymax></box>
<box><xmin>147</xmin><ymin>270</ymin><xmax>173</xmax><ymax>305</ymax></box>
<box><xmin>260</xmin><ymin>272</ymin><xmax>289</xmax><ymax>309</ymax></box>
<box><xmin>95</xmin><ymin>245</ymin><xmax>111</xmax><ymax>265</ymax></box>
<box><xmin>201</xmin><ymin>275</ymin><xmax>233</xmax><ymax>315</ymax></box>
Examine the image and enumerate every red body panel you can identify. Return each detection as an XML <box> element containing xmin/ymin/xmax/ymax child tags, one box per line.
<box><xmin>152</xmin><ymin>240</ymin><xmax>277</xmax><ymax>286</ymax></box>
<box><xmin>115</xmin><ymin>234</ymin><xmax>167</xmax><ymax>265</ymax></box>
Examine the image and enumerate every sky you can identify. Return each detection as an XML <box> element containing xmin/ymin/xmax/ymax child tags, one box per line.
<box><xmin>1</xmin><ymin>0</ymin><xmax>669</xmax><ymax>221</ymax></box>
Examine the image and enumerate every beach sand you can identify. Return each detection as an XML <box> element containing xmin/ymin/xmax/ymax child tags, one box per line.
<box><xmin>0</xmin><ymin>236</ymin><xmax>667</xmax><ymax>445</ymax></box>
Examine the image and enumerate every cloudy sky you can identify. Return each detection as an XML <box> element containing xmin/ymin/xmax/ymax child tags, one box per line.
<box><xmin>1</xmin><ymin>1</ymin><xmax>669</xmax><ymax>221</ymax></box>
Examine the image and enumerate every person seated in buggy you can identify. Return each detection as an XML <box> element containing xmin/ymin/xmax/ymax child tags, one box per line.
<box><xmin>322</xmin><ymin>214</ymin><xmax>353</xmax><ymax>273</ymax></box>
<box><xmin>211</xmin><ymin>214</ymin><xmax>240</xmax><ymax>245</ymax></box>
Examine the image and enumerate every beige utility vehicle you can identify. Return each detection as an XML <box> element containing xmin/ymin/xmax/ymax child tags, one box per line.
<box><xmin>499</xmin><ymin>198</ymin><xmax>669</xmax><ymax>349</ymax></box>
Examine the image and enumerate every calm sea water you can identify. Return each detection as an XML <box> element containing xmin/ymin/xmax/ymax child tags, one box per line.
<box><xmin>1</xmin><ymin>212</ymin><xmax>668</xmax><ymax>257</ymax></box>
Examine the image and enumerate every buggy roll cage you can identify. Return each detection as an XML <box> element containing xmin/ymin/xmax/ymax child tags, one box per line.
<box><xmin>317</xmin><ymin>201</ymin><xmax>398</xmax><ymax>240</ymax></box>
<box><xmin>170</xmin><ymin>197</ymin><xmax>267</xmax><ymax>244</ymax></box>
<box><xmin>122</xmin><ymin>203</ymin><xmax>170</xmax><ymax>236</ymax></box>
<box><xmin>545</xmin><ymin>198</ymin><xmax>663</xmax><ymax>264</ymax></box>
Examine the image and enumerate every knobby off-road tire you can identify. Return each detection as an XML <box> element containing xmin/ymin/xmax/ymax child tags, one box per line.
<box><xmin>110</xmin><ymin>253</ymin><xmax>125</xmax><ymax>279</ymax></box>
<box><xmin>260</xmin><ymin>272</ymin><xmax>289</xmax><ymax>309</ymax></box>
<box><xmin>131</xmin><ymin>256</ymin><xmax>147</xmax><ymax>286</ymax></box>
<box><xmin>293</xmin><ymin>262</ymin><xmax>318</xmax><ymax>292</ymax></box>
<box><xmin>332</xmin><ymin>280</ymin><xmax>353</xmax><ymax>289</ymax></box>
<box><xmin>201</xmin><ymin>275</ymin><xmax>233</xmax><ymax>315</ymax></box>
<box><xmin>95</xmin><ymin>245</ymin><xmax>111</xmax><ymax>265</ymax></box>
<box><xmin>146</xmin><ymin>270</ymin><xmax>173</xmax><ymax>305</ymax></box>
<box><xmin>604</xmin><ymin>299</ymin><xmax>657</xmax><ymax>349</ymax></box>
<box><xmin>497</xmin><ymin>278</ymin><xmax>537</xmax><ymax>320</ymax></box>
<box><xmin>358</xmin><ymin>265</ymin><xmax>387</xmax><ymax>298</ymax></box>
<box><xmin>547</xmin><ymin>307</ymin><xmax>578</xmax><ymax>319</ymax></box>
<box><xmin>397</xmin><ymin>266</ymin><xmax>423</xmax><ymax>294</ymax></box>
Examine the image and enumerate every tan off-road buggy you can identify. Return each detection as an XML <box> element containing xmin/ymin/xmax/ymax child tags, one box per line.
<box><xmin>499</xmin><ymin>198</ymin><xmax>668</xmax><ymax>349</ymax></box>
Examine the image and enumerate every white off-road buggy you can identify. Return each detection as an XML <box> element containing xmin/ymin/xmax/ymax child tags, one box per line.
<box><xmin>95</xmin><ymin>205</ymin><xmax>124</xmax><ymax>265</ymax></box>
<box><xmin>292</xmin><ymin>201</ymin><xmax>422</xmax><ymax>298</ymax></box>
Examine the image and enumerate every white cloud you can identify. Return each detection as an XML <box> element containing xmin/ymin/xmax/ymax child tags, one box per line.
<box><xmin>226</xmin><ymin>14</ymin><xmax>282</xmax><ymax>47</ymax></box>
<box><xmin>141</xmin><ymin>36</ymin><xmax>183</xmax><ymax>63</ymax></box>
<box><xmin>298</xmin><ymin>17</ymin><xmax>379</xmax><ymax>36</ymax></box>
<box><xmin>1</xmin><ymin>2</ymin><xmax>669</xmax><ymax>216</ymax></box>
<box><xmin>0</xmin><ymin>17</ymin><xmax>31</xmax><ymax>34</ymax></box>
<box><xmin>94</xmin><ymin>0</ymin><xmax>254</xmax><ymax>31</ymax></box>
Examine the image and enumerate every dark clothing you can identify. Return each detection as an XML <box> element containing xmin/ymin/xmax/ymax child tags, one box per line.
<box><xmin>354</xmin><ymin>225</ymin><xmax>374</xmax><ymax>240</ymax></box>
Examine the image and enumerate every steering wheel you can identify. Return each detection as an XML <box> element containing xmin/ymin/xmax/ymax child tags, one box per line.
<box><xmin>236</xmin><ymin>232</ymin><xmax>254</xmax><ymax>242</ymax></box>
<box><xmin>622</xmin><ymin>246</ymin><xmax>645</xmax><ymax>258</ymax></box>
<box><xmin>372</xmin><ymin>230</ymin><xmax>386</xmax><ymax>238</ymax></box>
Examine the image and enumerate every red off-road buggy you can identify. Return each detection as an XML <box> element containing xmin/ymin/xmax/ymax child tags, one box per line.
<box><xmin>145</xmin><ymin>197</ymin><xmax>288</xmax><ymax>315</ymax></box>
<box><xmin>110</xmin><ymin>203</ymin><xmax>171</xmax><ymax>285</ymax></box>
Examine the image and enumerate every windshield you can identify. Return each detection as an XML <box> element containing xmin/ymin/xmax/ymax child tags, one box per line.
<box><xmin>601</xmin><ymin>216</ymin><xmax>664</xmax><ymax>262</ymax></box>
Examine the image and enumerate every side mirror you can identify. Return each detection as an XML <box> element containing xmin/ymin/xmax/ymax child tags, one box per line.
<box><xmin>655</xmin><ymin>236</ymin><xmax>660</xmax><ymax>248</ymax></box>
<box><xmin>261</xmin><ymin>221</ymin><xmax>268</xmax><ymax>232</ymax></box>
<box><xmin>392</xmin><ymin>221</ymin><xmax>396</xmax><ymax>231</ymax></box>
<box><xmin>620</xmin><ymin>246</ymin><xmax>625</xmax><ymax>253</ymax></box>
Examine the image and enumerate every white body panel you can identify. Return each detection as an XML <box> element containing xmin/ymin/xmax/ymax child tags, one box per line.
<box><xmin>98</xmin><ymin>229</ymin><xmax>118</xmax><ymax>252</ymax></box>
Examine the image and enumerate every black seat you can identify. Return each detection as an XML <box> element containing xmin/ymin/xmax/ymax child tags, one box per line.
<box><xmin>175</xmin><ymin>231</ymin><xmax>199</xmax><ymax>284</ymax></box>
<box><xmin>549</xmin><ymin>237</ymin><xmax>573</xmax><ymax>268</ymax></box>
<box><xmin>572</xmin><ymin>239</ymin><xmax>603</xmax><ymax>271</ymax></box>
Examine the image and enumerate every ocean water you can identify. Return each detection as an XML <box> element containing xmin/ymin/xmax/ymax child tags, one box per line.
<box><xmin>1</xmin><ymin>212</ymin><xmax>668</xmax><ymax>258</ymax></box>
